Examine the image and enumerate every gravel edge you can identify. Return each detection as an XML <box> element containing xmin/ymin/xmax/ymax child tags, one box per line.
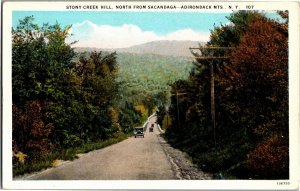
<box><xmin>158</xmin><ymin>134</ymin><xmax>212</xmax><ymax>180</ymax></box>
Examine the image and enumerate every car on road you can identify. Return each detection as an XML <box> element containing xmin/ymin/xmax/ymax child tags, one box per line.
<box><xmin>134</xmin><ymin>127</ymin><xmax>144</xmax><ymax>138</ymax></box>
<box><xmin>149</xmin><ymin>124</ymin><xmax>154</xmax><ymax>132</ymax></box>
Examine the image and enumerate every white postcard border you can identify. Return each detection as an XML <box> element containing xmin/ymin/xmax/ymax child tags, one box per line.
<box><xmin>2</xmin><ymin>1</ymin><xmax>299</xmax><ymax>190</ymax></box>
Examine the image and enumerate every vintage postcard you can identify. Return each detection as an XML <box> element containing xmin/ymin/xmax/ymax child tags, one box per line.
<box><xmin>1</xmin><ymin>1</ymin><xmax>299</xmax><ymax>190</ymax></box>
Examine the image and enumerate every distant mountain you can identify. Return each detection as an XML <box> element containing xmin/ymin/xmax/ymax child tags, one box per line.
<box><xmin>74</xmin><ymin>47</ymin><xmax>101</xmax><ymax>52</ymax></box>
<box><xmin>74</xmin><ymin>40</ymin><xmax>203</xmax><ymax>57</ymax></box>
<box><xmin>116</xmin><ymin>40</ymin><xmax>203</xmax><ymax>57</ymax></box>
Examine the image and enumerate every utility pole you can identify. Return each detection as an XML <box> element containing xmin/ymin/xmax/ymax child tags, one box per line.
<box><xmin>176</xmin><ymin>92</ymin><xmax>180</xmax><ymax>129</ymax></box>
<box><xmin>165</xmin><ymin>106</ymin><xmax>169</xmax><ymax>128</ymax></box>
<box><xmin>172</xmin><ymin>91</ymin><xmax>187</xmax><ymax>129</ymax></box>
<box><xmin>210</xmin><ymin>59</ymin><xmax>216</xmax><ymax>147</ymax></box>
<box><xmin>189</xmin><ymin>46</ymin><xmax>233</xmax><ymax>147</ymax></box>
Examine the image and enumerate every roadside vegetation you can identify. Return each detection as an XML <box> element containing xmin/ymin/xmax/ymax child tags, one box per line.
<box><xmin>12</xmin><ymin>16</ymin><xmax>141</xmax><ymax>176</ymax></box>
<box><xmin>160</xmin><ymin>11</ymin><xmax>289</xmax><ymax>179</ymax></box>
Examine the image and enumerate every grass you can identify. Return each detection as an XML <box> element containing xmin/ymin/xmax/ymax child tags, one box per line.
<box><xmin>13</xmin><ymin>160</ymin><xmax>53</xmax><ymax>177</ymax></box>
<box><xmin>13</xmin><ymin>133</ymin><xmax>130</xmax><ymax>177</ymax></box>
<box><xmin>74</xmin><ymin>134</ymin><xmax>129</xmax><ymax>156</ymax></box>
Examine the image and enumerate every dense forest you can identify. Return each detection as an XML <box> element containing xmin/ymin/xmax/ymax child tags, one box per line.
<box><xmin>117</xmin><ymin>53</ymin><xmax>192</xmax><ymax>102</ymax></box>
<box><xmin>117</xmin><ymin>53</ymin><xmax>192</xmax><ymax>116</ymax></box>
<box><xmin>161</xmin><ymin>11</ymin><xmax>289</xmax><ymax>179</ymax></box>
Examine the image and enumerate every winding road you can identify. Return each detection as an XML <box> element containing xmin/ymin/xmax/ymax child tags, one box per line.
<box><xmin>25</xmin><ymin>115</ymin><xmax>176</xmax><ymax>180</ymax></box>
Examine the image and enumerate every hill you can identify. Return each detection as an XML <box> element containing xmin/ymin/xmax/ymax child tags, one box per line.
<box><xmin>116</xmin><ymin>40</ymin><xmax>202</xmax><ymax>57</ymax></box>
<box><xmin>74</xmin><ymin>40</ymin><xmax>202</xmax><ymax>57</ymax></box>
<box><xmin>116</xmin><ymin>53</ymin><xmax>193</xmax><ymax>104</ymax></box>
<box><xmin>73</xmin><ymin>40</ymin><xmax>197</xmax><ymax>105</ymax></box>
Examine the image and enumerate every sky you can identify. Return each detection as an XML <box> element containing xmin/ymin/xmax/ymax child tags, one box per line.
<box><xmin>12</xmin><ymin>11</ymin><xmax>277</xmax><ymax>49</ymax></box>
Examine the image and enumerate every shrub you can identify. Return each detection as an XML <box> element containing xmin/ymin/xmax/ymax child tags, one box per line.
<box><xmin>247</xmin><ymin>133</ymin><xmax>289</xmax><ymax>179</ymax></box>
<box><xmin>13</xmin><ymin>100</ymin><xmax>53</xmax><ymax>162</ymax></box>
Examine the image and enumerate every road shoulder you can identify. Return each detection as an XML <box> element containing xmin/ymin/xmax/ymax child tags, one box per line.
<box><xmin>158</xmin><ymin>134</ymin><xmax>212</xmax><ymax>180</ymax></box>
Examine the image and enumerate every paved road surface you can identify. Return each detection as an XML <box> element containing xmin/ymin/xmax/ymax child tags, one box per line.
<box><xmin>25</xmin><ymin>115</ymin><xmax>176</xmax><ymax>180</ymax></box>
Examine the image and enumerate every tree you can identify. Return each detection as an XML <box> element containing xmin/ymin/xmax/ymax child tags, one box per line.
<box><xmin>141</xmin><ymin>95</ymin><xmax>156</xmax><ymax>116</ymax></box>
<box><xmin>73</xmin><ymin>51</ymin><xmax>120</xmax><ymax>141</ymax></box>
<box><xmin>12</xmin><ymin>16</ymin><xmax>76</xmax><ymax>152</ymax></box>
<box><xmin>218</xmin><ymin>16</ymin><xmax>288</xmax><ymax>135</ymax></box>
<box><xmin>209</xmin><ymin>11</ymin><xmax>263</xmax><ymax>47</ymax></box>
<box><xmin>222</xmin><ymin>17</ymin><xmax>288</xmax><ymax>178</ymax></box>
<box><xmin>119</xmin><ymin>101</ymin><xmax>142</xmax><ymax>133</ymax></box>
<box><xmin>12</xmin><ymin>16</ymin><xmax>75</xmax><ymax>106</ymax></box>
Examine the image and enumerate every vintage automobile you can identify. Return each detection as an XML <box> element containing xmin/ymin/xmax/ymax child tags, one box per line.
<box><xmin>134</xmin><ymin>127</ymin><xmax>144</xmax><ymax>138</ymax></box>
<box><xmin>149</xmin><ymin>124</ymin><xmax>154</xmax><ymax>132</ymax></box>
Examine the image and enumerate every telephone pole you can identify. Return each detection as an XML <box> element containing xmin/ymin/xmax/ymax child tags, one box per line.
<box><xmin>172</xmin><ymin>91</ymin><xmax>187</xmax><ymax>129</ymax></box>
<box><xmin>189</xmin><ymin>46</ymin><xmax>233</xmax><ymax>147</ymax></box>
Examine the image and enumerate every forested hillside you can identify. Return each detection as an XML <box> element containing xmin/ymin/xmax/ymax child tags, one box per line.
<box><xmin>117</xmin><ymin>53</ymin><xmax>193</xmax><ymax>104</ymax></box>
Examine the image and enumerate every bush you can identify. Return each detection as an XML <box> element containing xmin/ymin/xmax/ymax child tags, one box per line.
<box><xmin>13</xmin><ymin>101</ymin><xmax>53</xmax><ymax>162</ymax></box>
<box><xmin>247</xmin><ymin>133</ymin><xmax>289</xmax><ymax>179</ymax></box>
<box><xmin>62</xmin><ymin>134</ymin><xmax>84</xmax><ymax>148</ymax></box>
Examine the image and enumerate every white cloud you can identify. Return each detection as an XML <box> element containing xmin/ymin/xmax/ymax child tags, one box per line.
<box><xmin>67</xmin><ymin>20</ymin><xmax>210</xmax><ymax>49</ymax></box>
<box><xmin>165</xmin><ymin>29</ymin><xmax>209</xmax><ymax>41</ymax></box>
